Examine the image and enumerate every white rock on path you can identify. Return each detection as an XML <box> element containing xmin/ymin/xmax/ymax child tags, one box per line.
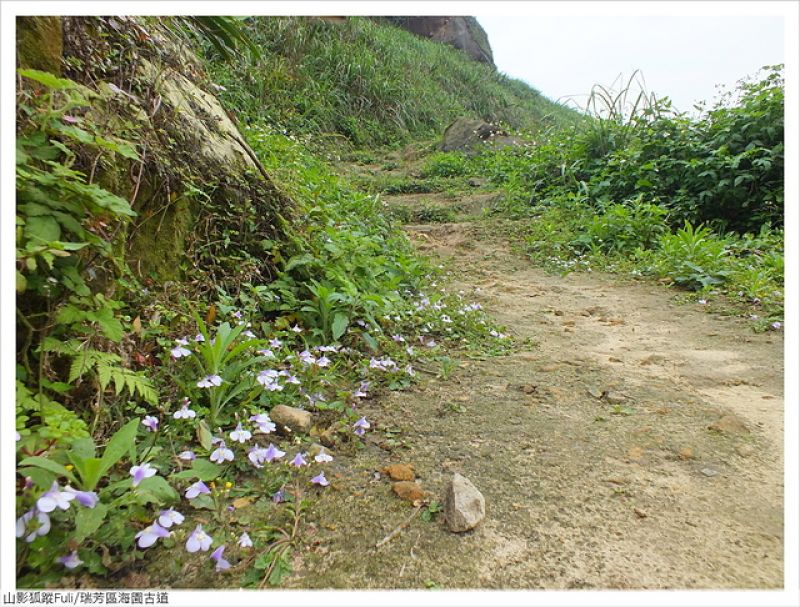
<box><xmin>443</xmin><ymin>473</ymin><xmax>486</xmax><ymax>532</ymax></box>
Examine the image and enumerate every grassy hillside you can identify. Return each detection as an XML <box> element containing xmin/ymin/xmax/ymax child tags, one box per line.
<box><xmin>208</xmin><ymin>16</ymin><xmax>578</xmax><ymax>147</ymax></box>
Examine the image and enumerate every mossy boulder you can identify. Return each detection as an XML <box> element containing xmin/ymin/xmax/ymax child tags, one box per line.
<box><xmin>16</xmin><ymin>17</ymin><xmax>63</xmax><ymax>74</ymax></box>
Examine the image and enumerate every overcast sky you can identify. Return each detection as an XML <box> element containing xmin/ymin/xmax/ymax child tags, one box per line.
<box><xmin>477</xmin><ymin>16</ymin><xmax>784</xmax><ymax>114</ymax></box>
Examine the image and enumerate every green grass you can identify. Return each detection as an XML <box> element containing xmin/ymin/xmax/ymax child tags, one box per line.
<box><xmin>208</xmin><ymin>17</ymin><xmax>579</xmax><ymax>147</ymax></box>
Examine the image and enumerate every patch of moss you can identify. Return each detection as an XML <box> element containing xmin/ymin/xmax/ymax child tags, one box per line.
<box><xmin>16</xmin><ymin>17</ymin><xmax>63</xmax><ymax>74</ymax></box>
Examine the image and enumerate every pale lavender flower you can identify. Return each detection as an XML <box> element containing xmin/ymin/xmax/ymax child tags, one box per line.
<box><xmin>291</xmin><ymin>324</ymin><xmax>303</xmax><ymax>333</ymax></box>
<box><xmin>353</xmin><ymin>416</ymin><xmax>370</xmax><ymax>437</ymax></box>
<box><xmin>290</xmin><ymin>452</ymin><xmax>307</xmax><ymax>468</ymax></box>
<box><xmin>264</xmin><ymin>443</ymin><xmax>285</xmax><ymax>462</ymax></box>
<box><xmin>256</xmin><ymin>369</ymin><xmax>279</xmax><ymax>386</ymax></box>
<box><xmin>231</xmin><ymin>310</ymin><xmax>243</xmax><ymax>320</ymax></box>
<box><xmin>171</xmin><ymin>338</ymin><xmax>192</xmax><ymax>359</ymax></box>
<box><xmin>272</xmin><ymin>488</ymin><xmax>286</xmax><ymax>503</ymax></box>
<box><xmin>257</xmin><ymin>348</ymin><xmax>275</xmax><ymax>358</ymax></box>
<box><xmin>315</xmin><ymin>355</ymin><xmax>331</xmax><ymax>367</ymax></box>
<box><xmin>238</xmin><ymin>532</ymin><xmax>253</xmax><ymax>548</ymax></box>
<box><xmin>62</xmin><ymin>115</ymin><xmax>79</xmax><ymax>124</ymax></box>
<box><xmin>698</xmin><ymin>298</ymin><xmax>708</xmax><ymax>305</ymax></box>
<box><xmin>136</xmin><ymin>522</ymin><xmax>170</xmax><ymax>548</ymax></box>
<box><xmin>242</xmin><ymin>330</ymin><xmax>256</xmax><ymax>339</ymax></box>
<box><xmin>255</xmin><ymin>420</ymin><xmax>276</xmax><ymax>434</ymax></box>
<box><xmin>37</xmin><ymin>481</ymin><xmax>75</xmax><ymax>513</ymax></box>
<box><xmin>406</xmin><ymin>346</ymin><xmax>415</xmax><ymax>356</ymax></box>
<box><xmin>16</xmin><ymin>509</ymin><xmax>50</xmax><ymax>543</ymax></box>
<box><xmin>210</xmin><ymin>442</ymin><xmax>234</xmax><ymax>463</ymax></box>
<box><xmin>64</xmin><ymin>486</ymin><xmax>99</xmax><ymax>508</ymax></box>
<box><xmin>158</xmin><ymin>507</ymin><xmax>185</xmax><ymax>528</ymax></box>
<box><xmin>178</xmin><ymin>450</ymin><xmax>196</xmax><ymax>461</ymax></box>
<box><xmin>57</xmin><ymin>550</ymin><xmax>83</xmax><ymax>569</ymax></box>
<box><xmin>142</xmin><ymin>416</ymin><xmax>159</xmax><ymax>432</ymax></box>
<box><xmin>174</xmin><ymin>399</ymin><xmax>196</xmax><ymax>419</ymax></box>
<box><xmin>16</xmin><ymin>431</ymin><xmax>21</xmax><ymax>441</ymax></box>
<box><xmin>229</xmin><ymin>423</ymin><xmax>252</xmax><ymax>444</ymax></box>
<box><xmin>210</xmin><ymin>545</ymin><xmax>231</xmax><ymax>571</ymax></box>
<box><xmin>247</xmin><ymin>446</ymin><xmax>268</xmax><ymax>468</ymax></box>
<box><xmin>186</xmin><ymin>524</ymin><xmax>213</xmax><ymax>552</ymax></box>
<box><xmin>269</xmin><ymin>337</ymin><xmax>282</xmax><ymax>348</ymax></box>
<box><xmin>130</xmin><ymin>463</ymin><xmax>158</xmax><ymax>488</ymax></box>
<box><xmin>185</xmin><ymin>480</ymin><xmax>211</xmax><ymax>499</ymax></box>
<box><xmin>298</xmin><ymin>350</ymin><xmax>315</xmax><ymax>365</ymax></box>
<box><xmin>284</xmin><ymin>374</ymin><xmax>300</xmax><ymax>385</ymax></box>
<box><xmin>311</xmin><ymin>472</ymin><xmax>329</xmax><ymax>487</ymax></box>
<box><xmin>197</xmin><ymin>374</ymin><xmax>223</xmax><ymax>388</ymax></box>
<box><xmin>194</xmin><ymin>333</ymin><xmax>205</xmax><ymax>342</ymax></box>
<box><xmin>392</xmin><ymin>334</ymin><xmax>406</xmax><ymax>343</ymax></box>
<box><xmin>405</xmin><ymin>364</ymin><xmax>415</xmax><ymax>377</ymax></box>
<box><xmin>771</xmin><ymin>321</ymin><xmax>782</xmax><ymax>330</ymax></box>
<box><xmin>314</xmin><ymin>448</ymin><xmax>333</xmax><ymax>463</ymax></box>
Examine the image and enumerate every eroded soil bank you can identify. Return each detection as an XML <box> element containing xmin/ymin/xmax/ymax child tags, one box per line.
<box><xmin>285</xmin><ymin>209</ymin><xmax>783</xmax><ymax>589</ymax></box>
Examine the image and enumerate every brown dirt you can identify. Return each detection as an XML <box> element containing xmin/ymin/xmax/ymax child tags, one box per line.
<box><xmin>285</xmin><ymin>193</ymin><xmax>784</xmax><ymax>589</ymax></box>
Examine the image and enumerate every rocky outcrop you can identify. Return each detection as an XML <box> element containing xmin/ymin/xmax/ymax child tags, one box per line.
<box><xmin>38</xmin><ymin>16</ymin><xmax>292</xmax><ymax>285</ymax></box>
<box><xmin>384</xmin><ymin>17</ymin><xmax>494</xmax><ymax>66</ymax></box>
<box><xmin>440</xmin><ymin>117</ymin><xmax>523</xmax><ymax>155</ymax></box>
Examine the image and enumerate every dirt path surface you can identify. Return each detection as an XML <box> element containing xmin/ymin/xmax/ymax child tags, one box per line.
<box><xmin>286</xmin><ymin>191</ymin><xmax>784</xmax><ymax>589</ymax></box>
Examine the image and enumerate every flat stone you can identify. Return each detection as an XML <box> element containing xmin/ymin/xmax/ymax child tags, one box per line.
<box><xmin>736</xmin><ymin>444</ymin><xmax>755</xmax><ymax>458</ymax></box>
<box><xmin>443</xmin><ymin>473</ymin><xmax>486</xmax><ymax>532</ymax></box>
<box><xmin>270</xmin><ymin>405</ymin><xmax>312</xmax><ymax>435</ymax></box>
<box><xmin>700</xmin><ymin>467</ymin><xmax>718</xmax><ymax>477</ymax></box>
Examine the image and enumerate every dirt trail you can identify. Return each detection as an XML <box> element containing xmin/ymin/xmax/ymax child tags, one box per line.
<box><xmin>286</xmin><ymin>190</ymin><xmax>784</xmax><ymax>589</ymax></box>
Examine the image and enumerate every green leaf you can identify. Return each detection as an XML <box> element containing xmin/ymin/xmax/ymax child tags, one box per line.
<box><xmin>70</xmin><ymin>456</ymin><xmax>103</xmax><ymax>491</ymax></box>
<box><xmin>24</xmin><ymin>215</ymin><xmax>61</xmax><ymax>243</ymax></box>
<box><xmin>97</xmin><ymin>418</ymin><xmax>139</xmax><ymax>482</ymax></box>
<box><xmin>74</xmin><ymin>503</ymin><xmax>109</xmax><ymax>542</ymax></box>
<box><xmin>331</xmin><ymin>313</ymin><xmax>349</xmax><ymax>340</ymax></box>
<box><xmin>18</xmin><ymin>456</ymin><xmax>77</xmax><ymax>484</ymax></box>
<box><xmin>171</xmin><ymin>459</ymin><xmax>220</xmax><ymax>481</ymax></box>
<box><xmin>18</xmin><ymin>467</ymin><xmax>57</xmax><ymax>490</ymax></box>
<box><xmin>18</xmin><ymin>68</ymin><xmax>81</xmax><ymax>90</ymax></box>
<box><xmin>197</xmin><ymin>420</ymin><xmax>213</xmax><ymax>451</ymax></box>
<box><xmin>134</xmin><ymin>475</ymin><xmax>178</xmax><ymax>505</ymax></box>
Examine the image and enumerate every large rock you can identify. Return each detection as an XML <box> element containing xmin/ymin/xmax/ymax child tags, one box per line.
<box><xmin>384</xmin><ymin>17</ymin><xmax>494</xmax><ymax>66</ymax></box>
<box><xmin>443</xmin><ymin>473</ymin><xmax>486</xmax><ymax>532</ymax></box>
<box><xmin>440</xmin><ymin>117</ymin><xmax>522</xmax><ymax>155</ymax></box>
<box><xmin>270</xmin><ymin>405</ymin><xmax>313</xmax><ymax>435</ymax></box>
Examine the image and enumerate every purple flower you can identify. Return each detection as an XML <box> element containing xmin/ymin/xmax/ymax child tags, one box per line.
<box><xmin>135</xmin><ymin>522</ymin><xmax>170</xmax><ymax>548</ymax></box>
<box><xmin>231</xmin><ymin>310</ymin><xmax>243</xmax><ymax>320</ymax></box>
<box><xmin>130</xmin><ymin>463</ymin><xmax>157</xmax><ymax>488</ymax></box>
<box><xmin>247</xmin><ymin>446</ymin><xmax>268</xmax><ymax>468</ymax></box>
<box><xmin>171</xmin><ymin>338</ymin><xmax>192</xmax><ymax>359</ymax></box>
<box><xmin>284</xmin><ymin>374</ymin><xmax>301</xmax><ymax>385</ymax></box>
<box><xmin>257</xmin><ymin>348</ymin><xmax>275</xmax><ymax>359</ymax></box>
<box><xmin>178</xmin><ymin>450</ymin><xmax>196</xmax><ymax>461</ymax></box>
<box><xmin>311</xmin><ymin>472</ymin><xmax>329</xmax><ymax>487</ymax></box>
<box><xmin>197</xmin><ymin>374</ymin><xmax>223</xmax><ymax>388</ymax></box>
<box><xmin>353</xmin><ymin>416</ymin><xmax>370</xmax><ymax>437</ymax></box>
<box><xmin>298</xmin><ymin>350</ymin><xmax>315</xmax><ymax>365</ymax></box>
<box><xmin>392</xmin><ymin>334</ymin><xmax>406</xmax><ymax>343</ymax></box>
<box><xmin>56</xmin><ymin>550</ymin><xmax>83</xmax><ymax>569</ymax></box>
<box><xmin>158</xmin><ymin>507</ymin><xmax>185</xmax><ymax>528</ymax></box>
<box><xmin>314</xmin><ymin>448</ymin><xmax>333</xmax><ymax>463</ymax></box>
<box><xmin>238</xmin><ymin>532</ymin><xmax>253</xmax><ymax>548</ymax></box>
<box><xmin>16</xmin><ymin>431</ymin><xmax>21</xmax><ymax>441</ymax></box>
<box><xmin>194</xmin><ymin>333</ymin><xmax>205</xmax><ymax>342</ymax></box>
<box><xmin>406</xmin><ymin>345</ymin><xmax>415</xmax><ymax>356</ymax></box>
<box><xmin>37</xmin><ymin>481</ymin><xmax>75</xmax><ymax>513</ymax></box>
<box><xmin>264</xmin><ymin>443</ymin><xmax>286</xmax><ymax>463</ymax></box>
<box><xmin>186</xmin><ymin>524</ymin><xmax>213</xmax><ymax>552</ymax></box>
<box><xmin>315</xmin><ymin>355</ymin><xmax>331</xmax><ymax>367</ymax></box>
<box><xmin>64</xmin><ymin>486</ymin><xmax>99</xmax><ymax>508</ymax></box>
<box><xmin>405</xmin><ymin>364</ymin><xmax>415</xmax><ymax>377</ymax></box>
<box><xmin>771</xmin><ymin>321</ymin><xmax>782</xmax><ymax>330</ymax></box>
<box><xmin>229</xmin><ymin>423</ymin><xmax>252</xmax><ymax>444</ymax></box>
<box><xmin>269</xmin><ymin>337</ymin><xmax>282</xmax><ymax>348</ymax></box>
<box><xmin>173</xmin><ymin>400</ymin><xmax>196</xmax><ymax>419</ymax></box>
<box><xmin>353</xmin><ymin>381</ymin><xmax>369</xmax><ymax>398</ymax></box>
<box><xmin>272</xmin><ymin>488</ymin><xmax>286</xmax><ymax>503</ymax></box>
<box><xmin>185</xmin><ymin>480</ymin><xmax>211</xmax><ymax>499</ymax></box>
<box><xmin>210</xmin><ymin>442</ymin><xmax>234</xmax><ymax>463</ymax></box>
<box><xmin>142</xmin><ymin>416</ymin><xmax>159</xmax><ymax>432</ymax></box>
<box><xmin>242</xmin><ymin>330</ymin><xmax>256</xmax><ymax>339</ymax></box>
<box><xmin>290</xmin><ymin>452</ymin><xmax>307</xmax><ymax>468</ymax></box>
<box><xmin>16</xmin><ymin>509</ymin><xmax>50</xmax><ymax>543</ymax></box>
<box><xmin>210</xmin><ymin>545</ymin><xmax>231</xmax><ymax>571</ymax></box>
<box><xmin>291</xmin><ymin>324</ymin><xmax>303</xmax><ymax>333</ymax></box>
